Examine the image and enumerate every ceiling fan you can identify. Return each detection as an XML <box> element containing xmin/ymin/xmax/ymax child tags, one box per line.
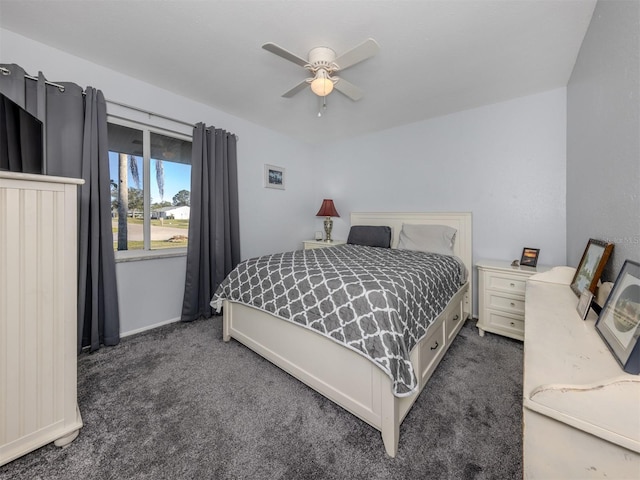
<box><xmin>262</xmin><ymin>38</ymin><xmax>379</xmax><ymax>101</ymax></box>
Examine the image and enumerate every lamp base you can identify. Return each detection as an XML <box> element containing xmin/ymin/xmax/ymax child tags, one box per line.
<box><xmin>323</xmin><ymin>217</ymin><xmax>333</xmax><ymax>242</ymax></box>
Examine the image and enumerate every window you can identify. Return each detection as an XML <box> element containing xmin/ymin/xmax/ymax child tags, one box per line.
<box><xmin>107</xmin><ymin>120</ymin><xmax>192</xmax><ymax>255</ymax></box>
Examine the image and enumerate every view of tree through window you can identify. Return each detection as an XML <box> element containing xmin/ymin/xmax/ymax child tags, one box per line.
<box><xmin>108</xmin><ymin>122</ymin><xmax>192</xmax><ymax>252</ymax></box>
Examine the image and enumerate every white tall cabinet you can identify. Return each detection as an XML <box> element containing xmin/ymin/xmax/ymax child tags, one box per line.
<box><xmin>0</xmin><ymin>172</ymin><xmax>84</xmax><ymax>466</ymax></box>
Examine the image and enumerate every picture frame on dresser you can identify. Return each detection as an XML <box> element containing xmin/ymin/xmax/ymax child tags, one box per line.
<box><xmin>520</xmin><ymin>248</ymin><xmax>540</xmax><ymax>267</ymax></box>
<box><xmin>570</xmin><ymin>239</ymin><xmax>614</xmax><ymax>296</ymax></box>
<box><xmin>576</xmin><ymin>290</ymin><xmax>594</xmax><ymax>320</ymax></box>
<box><xmin>595</xmin><ymin>260</ymin><xmax>640</xmax><ymax>375</ymax></box>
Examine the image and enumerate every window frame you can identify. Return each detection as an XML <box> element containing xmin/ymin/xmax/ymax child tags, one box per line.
<box><xmin>107</xmin><ymin>115</ymin><xmax>193</xmax><ymax>261</ymax></box>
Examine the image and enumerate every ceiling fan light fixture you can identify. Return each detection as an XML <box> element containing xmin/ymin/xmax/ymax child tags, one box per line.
<box><xmin>263</xmin><ymin>38</ymin><xmax>378</xmax><ymax>101</ymax></box>
<box><xmin>310</xmin><ymin>69</ymin><xmax>334</xmax><ymax>97</ymax></box>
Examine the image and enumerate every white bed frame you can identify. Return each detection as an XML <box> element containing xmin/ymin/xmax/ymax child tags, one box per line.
<box><xmin>222</xmin><ymin>212</ymin><xmax>472</xmax><ymax>457</ymax></box>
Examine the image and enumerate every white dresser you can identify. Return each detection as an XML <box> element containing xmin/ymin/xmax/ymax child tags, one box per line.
<box><xmin>523</xmin><ymin>267</ymin><xmax>640</xmax><ymax>479</ymax></box>
<box><xmin>476</xmin><ymin>260</ymin><xmax>552</xmax><ymax>340</ymax></box>
<box><xmin>0</xmin><ymin>172</ymin><xmax>84</xmax><ymax>466</ymax></box>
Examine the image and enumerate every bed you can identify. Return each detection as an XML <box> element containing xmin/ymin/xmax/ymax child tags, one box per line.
<box><xmin>212</xmin><ymin>212</ymin><xmax>472</xmax><ymax>457</ymax></box>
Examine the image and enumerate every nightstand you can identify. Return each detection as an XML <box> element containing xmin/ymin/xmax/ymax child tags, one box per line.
<box><xmin>476</xmin><ymin>259</ymin><xmax>553</xmax><ymax>341</ymax></box>
<box><xmin>303</xmin><ymin>239</ymin><xmax>346</xmax><ymax>250</ymax></box>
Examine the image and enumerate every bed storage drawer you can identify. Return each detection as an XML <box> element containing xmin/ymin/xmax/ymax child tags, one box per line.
<box><xmin>418</xmin><ymin>321</ymin><xmax>445</xmax><ymax>385</ymax></box>
<box><xmin>445</xmin><ymin>301</ymin><xmax>464</xmax><ymax>341</ymax></box>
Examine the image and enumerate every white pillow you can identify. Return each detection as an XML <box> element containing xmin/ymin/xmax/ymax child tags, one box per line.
<box><xmin>397</xmin><ymin>224</ymin><xmax>457</xmax><ymax>256</ymax></box>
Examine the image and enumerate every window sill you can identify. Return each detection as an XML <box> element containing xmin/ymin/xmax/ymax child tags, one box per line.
<box><xmin>114</xmin><ymin>248</ymin><xmax>187</xmax><ymax>263</ymax></box>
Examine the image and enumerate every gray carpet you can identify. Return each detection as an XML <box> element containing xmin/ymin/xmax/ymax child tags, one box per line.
<box><xmin>0</xmin><ymin>317</ymin><xmax>523</xmax><ymax>480</ymax></box>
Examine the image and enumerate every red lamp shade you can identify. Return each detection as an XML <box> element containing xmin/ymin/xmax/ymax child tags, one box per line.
<box><xmin>316</xmin><ymin>199</ymin><xmax>340</xmax><ymax>218</ymax></box>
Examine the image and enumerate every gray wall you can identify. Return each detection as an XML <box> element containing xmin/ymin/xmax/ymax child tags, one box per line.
<box><xmin>1</xmin><ymin>28</ymin><xmax>317</xmax><ymax>335</ymax></box>
<box><xmin>567</xmin><ymin>0</ymin><xmax>640</xmax><ymax>280</ymax></box>
<box><xmin>10</xmin><ymin>6</ymin><xmax>634</xmax><ymax>333</ymax></box>
<box><xmin>317</xmin><ymin>89</ymin><xmax>567</xmax><ymax>316</ymax></box>
<box><xmin>2</xmin><ymin>26</ymin><xmax>571</xmax><ymax>328</ymax></box>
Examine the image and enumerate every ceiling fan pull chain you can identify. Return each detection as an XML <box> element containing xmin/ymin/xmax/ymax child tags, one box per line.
<box><xmin>318</xmin><ymin>96</ymin><xmax>327</xmax><ymax>117</ymax></box>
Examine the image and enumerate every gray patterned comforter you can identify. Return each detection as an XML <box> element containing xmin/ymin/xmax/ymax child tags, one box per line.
<box><xmin>211</xmin><ymin>244</ymin><xmax>466</xmax><ymax>396</ymax></box>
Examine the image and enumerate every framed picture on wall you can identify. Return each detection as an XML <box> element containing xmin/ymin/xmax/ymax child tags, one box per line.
<box><xmin>520</xmin><ymin>248</ymin><xmax>540</xmax><ymax>267</ymax></box>
<box><xmin>570</xmin><ymin>239</ymin><xmax>614</xmax><ymax>296</ymax></box>
<box><xmin>264</xmin><ymin>164</ymin><xmax>285</xmax><ymax>190</ymax></box>
<box><xmin>595</xmin><ymin>260</ymin><xmax>640</xmax><ymax>374</ymax></box>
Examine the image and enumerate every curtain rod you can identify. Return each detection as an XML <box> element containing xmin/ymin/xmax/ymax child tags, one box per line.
<box><xmin>107</xmin><ymin>99</ymin><xmax>195</xmax><ymax>129</ymax></box>
<box><xmin>107</xmin><ymin>100</ymin><xmax>240</xmax><ymax>141</ymax></box>
<box><xmin>1</xmin><ymin>66</ymin><xmax>66</xmax><ymax>92</ymax></box>
<box><xmin>1</xmin><ymin>66</ymin><xmax>238</xmax><ymax>140</ymax></box>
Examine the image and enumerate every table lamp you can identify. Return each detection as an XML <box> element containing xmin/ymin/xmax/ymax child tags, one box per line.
<box><xmin>315</xmin><ymin>199</ymin><xmax>340</xmax><ymax>242</ymax></box>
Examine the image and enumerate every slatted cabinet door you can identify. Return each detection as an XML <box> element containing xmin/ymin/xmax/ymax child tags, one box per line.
<box><xmin>0</xmin><ymin>172</ymin><xmax>84</xmax><ymax>466</ymax></box>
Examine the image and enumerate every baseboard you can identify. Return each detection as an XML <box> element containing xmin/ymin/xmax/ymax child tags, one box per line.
<box><xmin>120</xmin><ymin>317</ymin><xmax>182</xmax><ymax>338</ymax></box>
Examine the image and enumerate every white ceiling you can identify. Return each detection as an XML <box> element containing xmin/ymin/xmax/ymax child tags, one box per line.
<box><xmin>0</xmin><ymin>0</ymin><xmax>597</xmax><ymax>144</ymax></box>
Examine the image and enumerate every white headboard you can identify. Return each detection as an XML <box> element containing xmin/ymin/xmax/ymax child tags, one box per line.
<box><xmin>350</xmin><ymin>212</ymin><xmax>473</xmax><ymax>316</ymax></box>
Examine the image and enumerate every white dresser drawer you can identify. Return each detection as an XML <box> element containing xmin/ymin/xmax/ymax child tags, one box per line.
<box><xmin>486</xmin><ymin>292</ymin><xmax>525</xmax><ymax>315</ymax></box>
<box><xmin>485</xmin><ymin>273</ymin><xmax>527</xmax><ymax>294</ymax></box>
<box><xmin>484</xmin><ymin>310</ymin><xmax>524</xmax><ymax>339</ymax></box>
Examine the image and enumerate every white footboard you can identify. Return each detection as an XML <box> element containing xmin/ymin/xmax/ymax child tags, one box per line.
<box><xmin>222</xmin><ymin>283</ymin><xmax>468</xmax><ymax>457</ymax></box>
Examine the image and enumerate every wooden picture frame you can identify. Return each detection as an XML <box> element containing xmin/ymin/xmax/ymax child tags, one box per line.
<box><xmin>570</xmin><ymin>239</ymin><xmax>614</xmax><ymax>296</ymax></box>
<box><xmin>595</xmin><ymin>260</ymin><xmax>640</xmax><ymax>375</ymax></box>
<box><xmin>520</xmin><ymin>248</ymin><xmax>540</xmax><ymax>267</ymax></box>
<box><xmin>264</xmin><ymin>164</ymin><xmax>285</xmax><ymax>190</ymax></box>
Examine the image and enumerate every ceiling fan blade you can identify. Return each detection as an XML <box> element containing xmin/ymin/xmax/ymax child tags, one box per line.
<box><xmin>333</xmin><ymin>38</ymin><xmax>379</xmax><ymax>70</ymax></box>
<box><xmin>332</xmin><ymin>78</ymin><xmax>364</xmax><ymax>101</ymax></box>
<box><xmin>262</xmin><ymin>43</ymin><xmax>308</xmax><ymax>67</ymax></box>
<box><xmin>282</xmin><ymin>79</ymin><xmax>310</xmax><ymax>98</ymax></box>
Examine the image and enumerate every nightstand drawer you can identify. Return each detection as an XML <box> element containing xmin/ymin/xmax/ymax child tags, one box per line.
<box><xmin>485</xmin><ymin>310</ymin><xmax>524</xmax><ymax>338</ymax></box>
<box><xmin>486</xmin><ymin>273</ymin><xmax>527</xmax><ymax>294</ymax></box>
<box><xmin>486</xmin><ymin>292</ymin><xmax>525</xmax><ymax>315</ymax></box>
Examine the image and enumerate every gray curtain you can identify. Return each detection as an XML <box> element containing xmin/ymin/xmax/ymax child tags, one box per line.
<box><xmin>181</xmin><ymin>123</ymin><xmax>240</xmax><ymax>321</ymax></box>
<box><xmin>0</xmin><ymin>63</ymin><xmax>120</xmax><ymax>352</ymax></box>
